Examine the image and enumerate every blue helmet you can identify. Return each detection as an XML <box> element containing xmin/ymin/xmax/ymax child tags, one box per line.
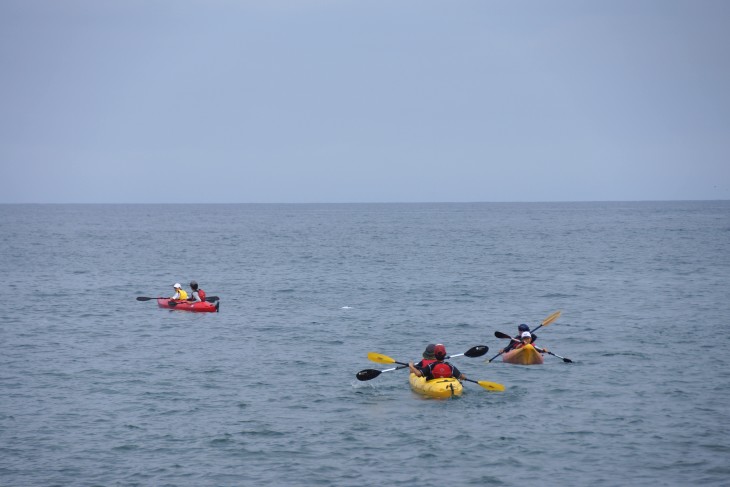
<box><xmin>518</xmin><ymin>323</ymin><xmax>530</xmax><ymax>332</ymax></box>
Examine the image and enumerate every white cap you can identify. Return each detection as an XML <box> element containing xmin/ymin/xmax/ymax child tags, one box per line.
<box><xmin>173</xmin><ymin>283</ymin><xmax>182</xmax><ymax>288</ymax></box>
<box><xmin>521</xmin><ymin>331</ymin><xmax>532</xmax><ymax>338</ymax></box>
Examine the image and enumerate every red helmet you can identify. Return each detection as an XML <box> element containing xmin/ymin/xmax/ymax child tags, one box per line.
<box><xmin>432</xmin><ymin>363</ymin><xmax>452</xmax><ymax>379</ymax></box>
<box><xmin>434</xmin><ymin>344</ymin><xmax>447</xmax><ymax>360</ymax></box>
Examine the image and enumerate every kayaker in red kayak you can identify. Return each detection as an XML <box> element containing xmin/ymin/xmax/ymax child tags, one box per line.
<box><xmin>500</xmin><ymin>323</ymin><xmax>539</xmax><ymax>354</ymax></box>
<box><xmin>188</xmin><ymin>281</ymin><xmax>206</xmax><ymax>302</ymax></box>
<box><xmin>170</xmin><ymin>283</ymin><xmax>188</xmax><ymax>300</ymax></box>
<box><xmin>409</xmin><ymin>344</ymin><xmax>466</xmax><ymax>381</ymax></box>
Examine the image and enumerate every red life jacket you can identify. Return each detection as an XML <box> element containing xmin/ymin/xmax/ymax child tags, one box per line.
<box><xmin>417</xmin><ymin>359</ymin><xmax>437</xmax><ymax>368</ymax></box>
<box><xmin>197</xmin><ymin>288</ymin><xmax>206</xmax><ymax>301</ymax></box>
<box><xmin>431</xmin><ymin>362</ymin><xmax>453</xmax><ymax>379</ymax></box>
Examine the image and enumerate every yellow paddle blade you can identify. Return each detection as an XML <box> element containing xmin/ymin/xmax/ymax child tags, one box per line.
<box><xmin>541</xmin><ymin>310</ymin><xmax>561</xmax><ymax>327</ymax></box>
<box><xmin>477</xmin><ymin>380</ymin><xmax>505</xmax><ymax>392</ymax></box>
<box><xmin>367</xmin><ymin>352</ymin><xmax>396</xmax><ymax>364</ymax></box>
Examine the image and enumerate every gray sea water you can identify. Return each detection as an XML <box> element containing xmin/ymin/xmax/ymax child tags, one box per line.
<box><xmin>1</xmin><ymin>202</ymin><xmax>729</xmax><ymax>486</ymax></box>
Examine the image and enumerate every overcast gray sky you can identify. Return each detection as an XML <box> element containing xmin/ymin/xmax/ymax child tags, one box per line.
<box><xmin>1</xmin><ymin>1</ymin><xmax>728</xmax><ymax>203</ymax></box>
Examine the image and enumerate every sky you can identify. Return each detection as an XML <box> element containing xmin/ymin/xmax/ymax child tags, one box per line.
<box><xmin>1</xmin><ymin>0</ymin><xmax>728</xmax><ymax>203</ymax></box>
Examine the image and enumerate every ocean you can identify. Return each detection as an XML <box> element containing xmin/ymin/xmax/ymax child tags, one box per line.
<box><xmin>1</xmin><ymin>202</ymin><xmax>729</xmax><ymax>486</ymax></box>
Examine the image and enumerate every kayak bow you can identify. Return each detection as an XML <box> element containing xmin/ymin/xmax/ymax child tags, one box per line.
<box><xmin>502</xmin><ymin>344</ymin><xmax>544</xmax><ymax>365</ymax></box>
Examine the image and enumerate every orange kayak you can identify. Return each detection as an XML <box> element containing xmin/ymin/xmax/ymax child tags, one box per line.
<box><xmin>502</xmin><ymin>344</ymin><xmax>544</xmax><ymax>365</ymax></box>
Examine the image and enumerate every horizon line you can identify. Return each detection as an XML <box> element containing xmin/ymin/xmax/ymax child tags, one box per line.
<box><xmin>1</xmin><ymin>199</ymin><xmax>728</xmax><ymax>205</ymax></box>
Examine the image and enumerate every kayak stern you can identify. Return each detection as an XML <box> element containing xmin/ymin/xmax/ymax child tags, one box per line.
<box><xmin>409</xmin><ymin>373</ymin><xmax>463</xmax><ymax>398</ymax></box>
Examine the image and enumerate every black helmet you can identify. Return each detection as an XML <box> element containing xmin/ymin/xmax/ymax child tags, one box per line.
<box><xmin>190</xmin><ymin>281</ymin><xmax>198</xmax><ymax>290</ymax></box>
<box><xmin>518</xmin><ymin>323</ymin><xmax>530</xmax><ymax>332</ymax></box>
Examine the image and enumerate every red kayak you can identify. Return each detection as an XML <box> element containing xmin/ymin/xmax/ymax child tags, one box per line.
<box><xmin>157</xmin><ymin>298</ymin><xmax>219</xmax><ymax>313</ymax></box>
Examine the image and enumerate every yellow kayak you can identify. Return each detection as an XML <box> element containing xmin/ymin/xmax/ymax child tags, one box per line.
<box><xmin>409</xmin><ymin>373</ymin><xmax>463</xmax><ymax>398</ymax></box>
<box><xmin>502</xmin><ymin>344</ymin><xmax>545</xmax><ymax>365</ymax></box>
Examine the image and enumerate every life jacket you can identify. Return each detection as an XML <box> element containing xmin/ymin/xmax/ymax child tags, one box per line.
<box><xmin>515</xmin><ymin>333</ymin><xmax>537</xmax><ymax>344</ymax></box>
<box><xmin>176</xmin><ymin>289</ymin><xmax>188</xmax><ymax>300</ymax></box>
<box><xmin>197</xmin><ymin>288</ymin><xmax>206</xmax><ymax>301</ymax></box>
<box><xmin>431</xmin><ymin>362</ymin><xmax>453</xmax><ymax>379</ymax></box>
<box><xmin>515</xmin><ymin>342</ymin><xmax>542</xmax><ymax>353</ymax></box>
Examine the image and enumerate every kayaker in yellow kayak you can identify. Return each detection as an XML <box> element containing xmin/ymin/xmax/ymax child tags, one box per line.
<box><xmin>409</xmin><ymin>344</ymin><xmax>466</xmax><ymax>381</ymax></box>
<box><xmin>170</xmin><ymin>283</ymin><xmax>188</xmax><ymax>300</ymax></box>
<box><xmin>410</xmin><ymin>344</ymin><xmax>437</xmax><ymax>374</ymax></box>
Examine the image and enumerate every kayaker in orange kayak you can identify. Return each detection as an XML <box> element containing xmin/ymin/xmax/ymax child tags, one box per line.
<box><xmin>513</xmin><ymin>332</ymin><xmax>549</xmax><ymax>353</ymax></box>
<box><xmin>409</xmin><ymin>344</ymin><xmax>466</xmax><ymax>381</ymax></box>
<box><xmin>500</xmin><ymin>324</ymin><xmax>539</xmax><ymax>355</ymax></box>
<box><xmin>499</xmin><ymin>332</ymin><xmax>549</xmax><ymax>365</ymax></box>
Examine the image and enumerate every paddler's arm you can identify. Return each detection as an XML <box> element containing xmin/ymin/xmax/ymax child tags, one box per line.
<box><xmin>502</xmin><ymin>338</ymin><xmax>518</xmax><ymax>353</ymax></box>
<box><xmin>408</xmin><ymin>362</ymin><xmax>423</xmax><ymax>377</ymax></box>
<box><xmin>452</xmin><ymin>364</ymin><xmax>465</xmax><ymax>381</ymax></box>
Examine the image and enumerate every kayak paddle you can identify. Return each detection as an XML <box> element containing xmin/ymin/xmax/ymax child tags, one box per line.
<box><xmin>358</xmin><ymin>346</ymin><xmax>489</xmax><ymax>381</ymax></box>
<box><xmin>494</xmin><ymin>331</ymin><xmax>516</xmax><ymax>340</ymax></box>
<box><xmin>356</xmin><ymin>365</ymin><xmax>408</xmax><ymax>381</ymax></box>
<box><xmin>446</xmin><ymin>345</ymin><xmax>488</xmax><ymax>359</ymax></box>
<box><xmin>367</xmin><ymin>352</ymin><xmax>408</xmax><ymax>366</ymax></box>
<box><xmin>366</xmin><ymin>346</ymin><xmax>488</xmax><ymax>366</ymax></box>
<box><xmin>543</xmin><ymin>350</ymin><xmax>573</xmax><ymax>363</ymax></box>
<box><xmin>356</xmin><ymin>365</ymin><xmax>507</xmax><ymax>392</ymax></box>
<box><xmin>137</xmin><ymin>295</ymin><xmax>220</xmax><ymax>303</ymax></box>
<box><xmin>462</xmin><ymin>378</ymin><xmax>505</xmax><ymax>392</ymax></box>
<box><xmin>357</xmin><ymin>365</ymin><xmax>505</xmax><ymax>392</ymax></box>
<box><xmin>526</xmin><ymin>310</ymin><xmax>561</xmax><ymax>335</ymax></box>
<box><xmin>485</xmin><ymin>310</ymin><xmax>561</xmax><ymax>363</ymax></box>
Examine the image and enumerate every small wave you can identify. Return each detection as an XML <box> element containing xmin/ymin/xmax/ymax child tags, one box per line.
<box><xmin>602</xmin><ymin>351</ymin><xmax>648</xmax><ymax>358</ymax></box>
<box><xmin>351</xmin><ymin>380</ymin><xmax>377</xmax><ymax>390</ymax></box>
<box><xmin>539</xmin><ymin>293</ymin><xmax>578</xmax><ymax>298</ymax></box>
<box><xmin>702</xmin><ymin>444</ymin><xmax>730</xmax><ymax>453</ymax></box>
<box><xmin>112</xmin><ymin>444</ymin><xmax>139</xmax><ymax>451</ymax></box>
<box><xmin>209</xmin><ymin>434</ymin><xmax>233</xmax><ymax>445</ymax></box>
<box><xmin>239</xmin><ymin>428</ymin><xmax>287</xmax><ymax>438</ymax></box>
